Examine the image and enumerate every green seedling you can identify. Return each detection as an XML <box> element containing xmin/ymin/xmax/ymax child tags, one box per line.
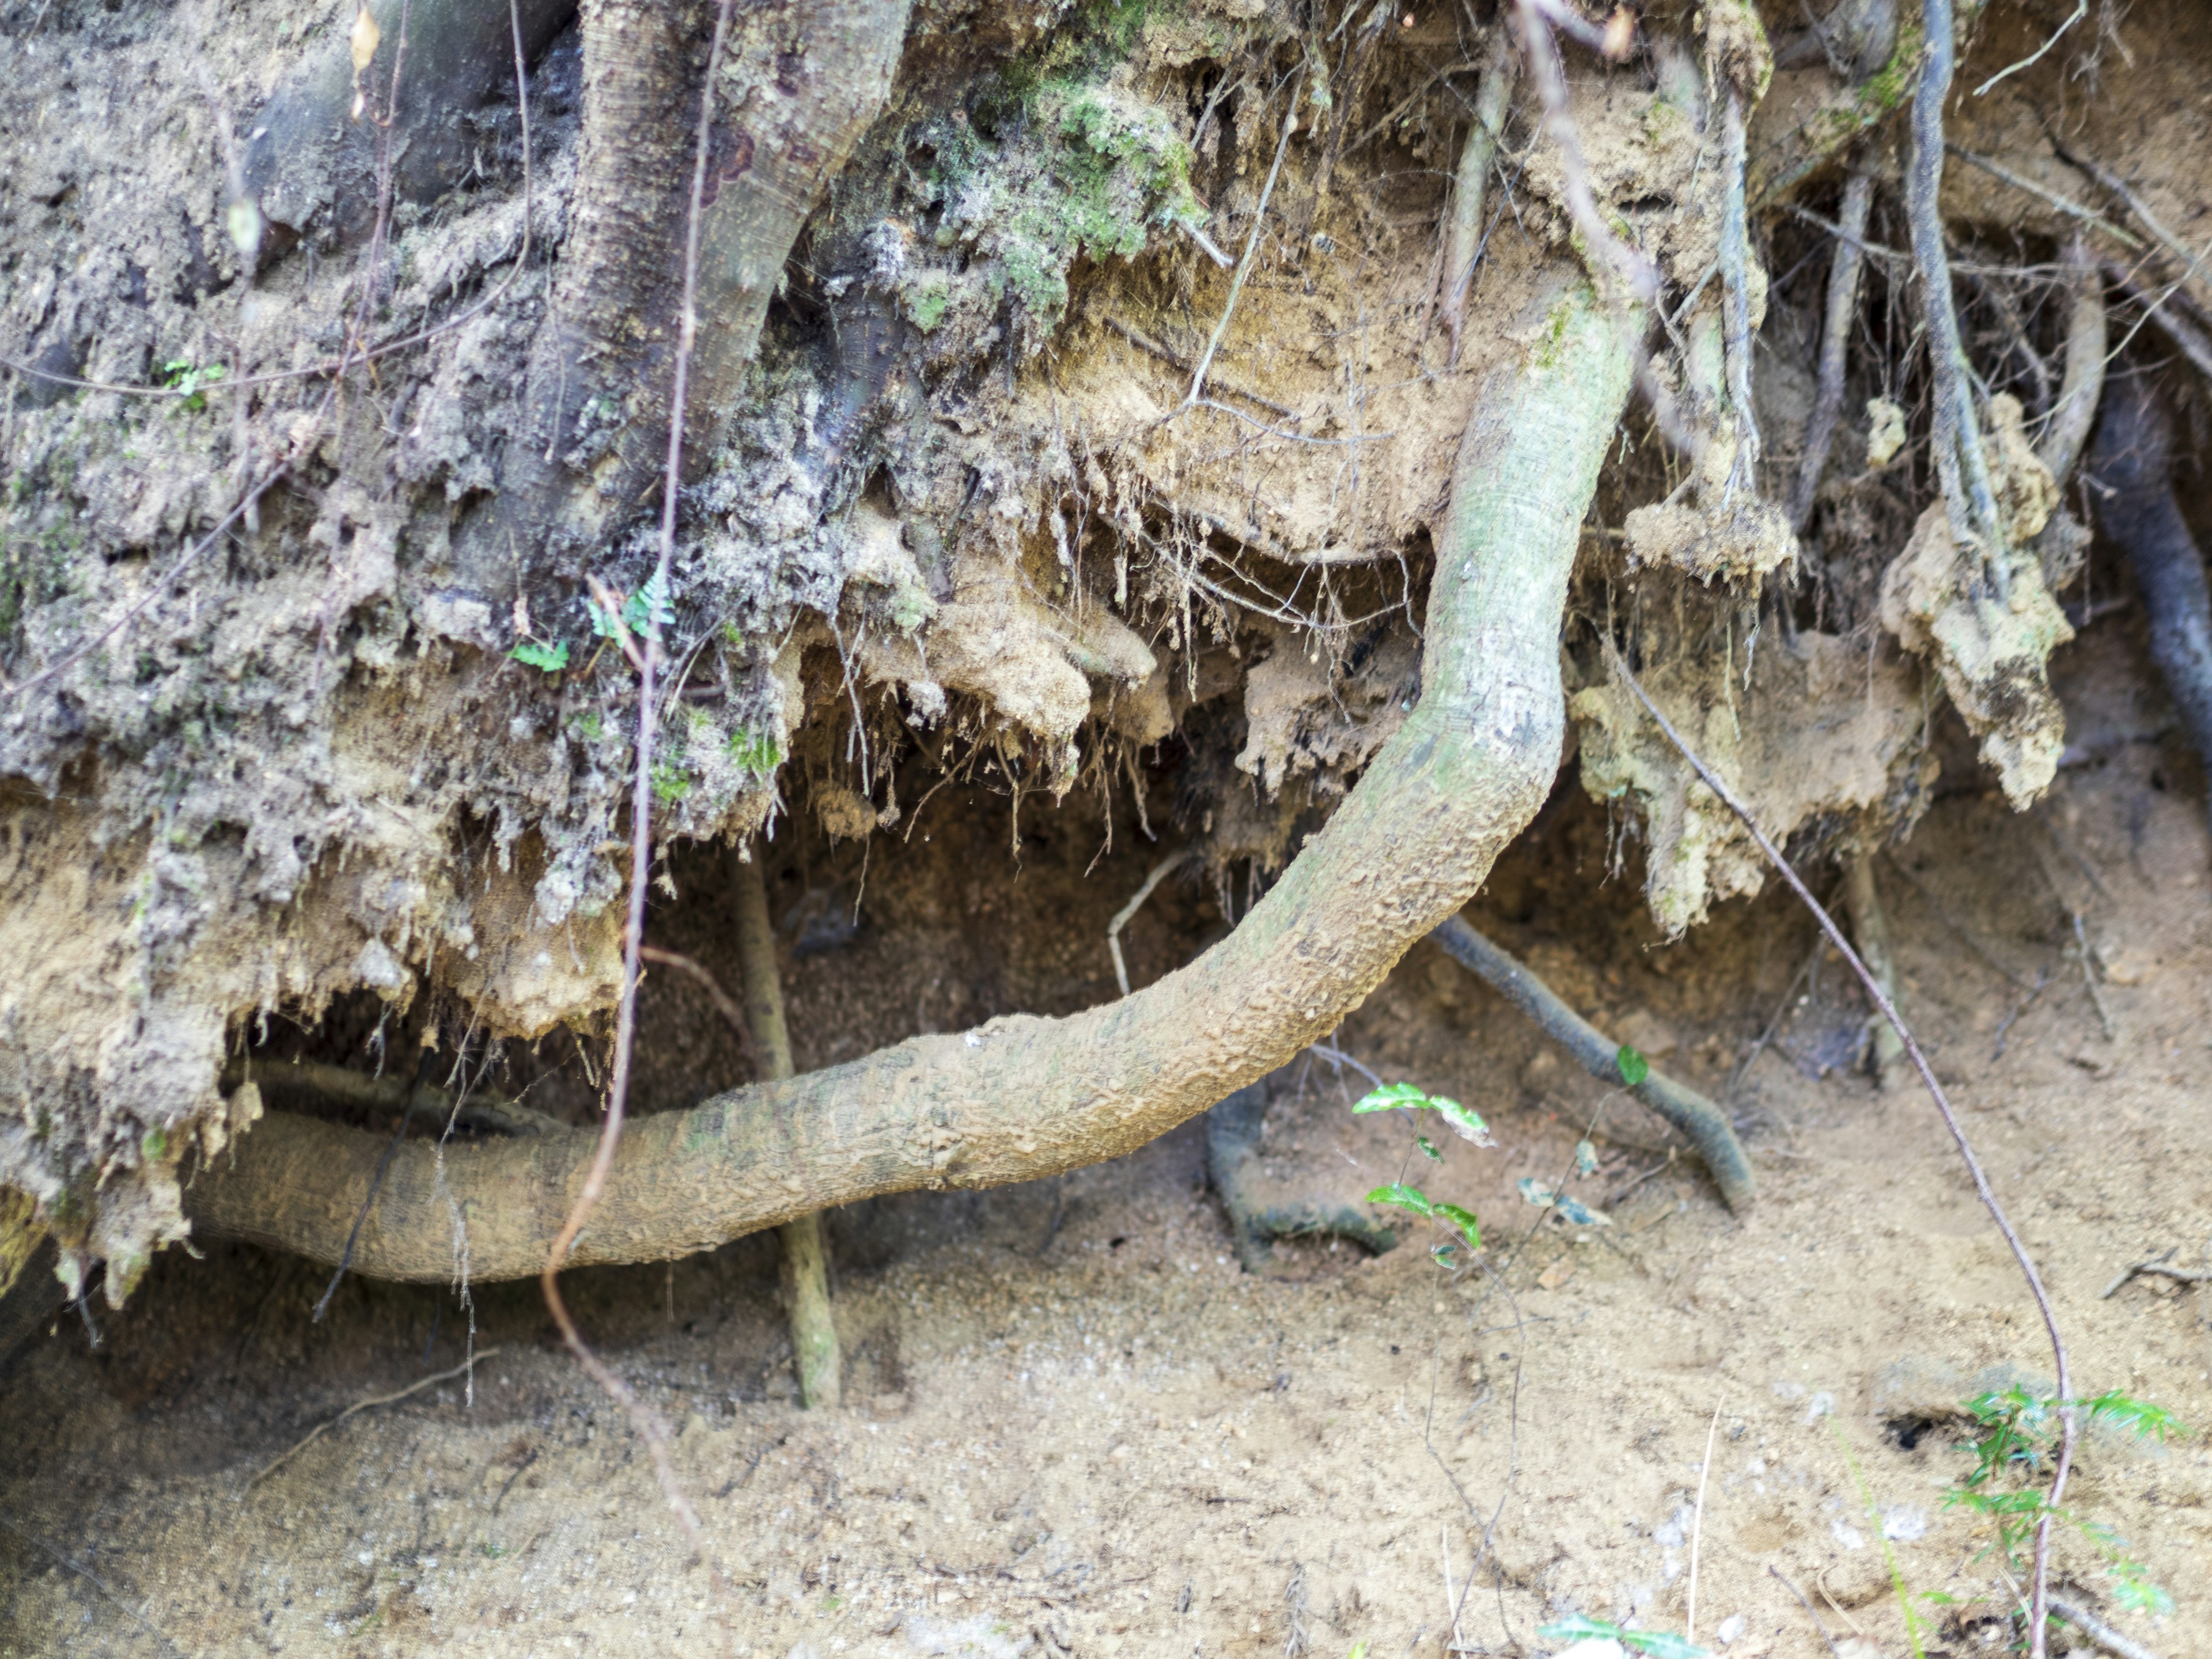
<box><xmin>1537</xmin><ymin>1615</ymin><xmax>1707</xmax><ymax>1658</ymax></box>
<box><xmin>1353</xmin><ymin>1081</ymin><xmax>1494</xmax><ymax>1146</ymax></box>
<box><xmin>1615</xmin><ymin>1043</ymin><xmax>1650</xmax><ymax>1086</ymax></box>
<box><xmin>509</xmin><ymin>639</ymin><xmax>569</xmax><ymax>673</ymax></box>
<box><xmin>588</xmin><ymin>571</ymin><xmax>676</xmax><ymax>641</ymax></box>
<box><xmin>160</xmin><ymin>358</ymin><xmax>226</xmax><ymax>411</ymax></box>
<box><xmin>1946</xmin><ymin>1385</ymin><xmax>2182</xmax><ymax>1619</ymax></box>
<box><xmin>1351</xmin><ymin>1083</ymin><xmax>1493</xmax><ymax>1254</ymax></box>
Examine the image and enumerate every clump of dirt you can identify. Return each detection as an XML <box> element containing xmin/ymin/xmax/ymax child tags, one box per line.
<box><xmin>1570</xmin><ymin>630</ymin><xmax>1933</xmax><ymax>934</ymax></box>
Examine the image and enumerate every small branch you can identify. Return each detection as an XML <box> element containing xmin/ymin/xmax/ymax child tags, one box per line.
<box><xmin>1789</xmin><ymin>173</ymin><xmax>1875</xmax><ymax>533</ymax></box>
<box><xmin>1430</xmin><ymin>916</ymin><xmax>1755</xmax><ymax>1212</ymax></box>
<box><xmin>2100</xmin><ymin>1252</ymin><xmax>2211</xmax><ymax>1300</ymax></box>
<box><xmin>1187</xmin><ymin>109</ymin><xmax>1297</xmax><ymax>408</ymax></box>
<box><xmin>2046</xmin><ymin>1595</ymin><xmax>2166</xmax><ymax>1659</ymax></box>
<box><xmin>1606</xmin><ymin>639</ymin><xmax>2073</xmax><ymax>1659</ymax></box>
<box><xmin>1768</xmin><ymin>1565</ymin><xmax>1847</xmax><ymax>1659</ymax></box>
<box><xmin>1103</xmin><ymin>316</ymin><xmax>1298</xmax><ymax>420</ymax></box>
<box><xmin>1971</xmin><ymin>0</ymin><xmax>2085</xmax><ymax>96</ymax></box>
<box><xmin>639</xmin><ymin>945</ymin><xmax>756</xmax><ymax>1060</ymax></box>
<box><xmin>2101</xmin><ymin>258</ymin><xmax>2212</xmax><ymax>384</ymax></box>
<box><xmin>1944</xmin><ymin>145</ymin><xmax>2142</xmax><ymax>252</ymax></box>
<box><xmin>2056</xmin><ymin>141</ymin><xmax>2212</xmax><ymax>298</ymax></box>
<box><xmin>249</xmin><ymin>1348</ymin><xmax>503</xmax><ymax>1487</ymax></box>
<box><xmin>1107</xmin><ymin>850</ymin><xmax>1191</xmax><ymax>998</ymax></box>
<box><xmin>2067</xmin><ymin>911</ymin><xmax>2118</xmax><ymax>1040</ymax></box>
<box><xmin>2035</xmin><ymin>236</ymin><xmax>2106</xmax><ymax>484</ymax></box>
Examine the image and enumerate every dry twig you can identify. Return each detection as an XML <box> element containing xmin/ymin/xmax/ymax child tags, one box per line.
<box><xmin>1108</xmin><ymin>850</ymin><xmax>1192</xmax><ymax>998</ymax></box>
<box><xmin>250</xmin><ymin>1348</ymin><xmax>503</xmax><ymax>1487</ymax></box>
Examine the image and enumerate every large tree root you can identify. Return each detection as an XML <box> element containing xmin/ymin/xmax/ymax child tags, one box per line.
<box><xmin>2090</xmin><ymin>376</ymin><xmax>2212</xmax><ymax>806</ymax></box>
<box><xmin>183</xmin><ymin>276</ymin><xmax>1637</xmax><ymax>1282</ymax></box>
<box><xmin>1429</xmin><ymin>917</ymin><xmax>1754</xmax><ymax>1212</ymax></box>
<box><xmin>468</xmin><ymin>0</ymin><xmax>918</xmax><ymax>591</ymax></box>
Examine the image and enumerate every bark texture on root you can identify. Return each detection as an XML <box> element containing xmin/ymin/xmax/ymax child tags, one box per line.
<box><xmin>184</xmin><ymin>275</ymin><xmax>1638</xmax><ymax>1282</ymax></box>
<box><xmin>474</xmin><ymin>0</ymin><xmax>917</xmax><ymax>589</ymax></box>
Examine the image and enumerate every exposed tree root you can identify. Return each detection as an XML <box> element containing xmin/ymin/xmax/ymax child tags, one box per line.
<box><xmin>1205</xmin><ymin>1076</ymin><xmax>1398</xmax><ymax>1276</ymax></box>
<box><xmin>1440</xmin><ymin>31</ymin><xmax>1517</xmax><ymax>370</ymax></box>
<box><xmin>2090</xmin><ymin>376</ymin><xmax>2212</xmax><ymax>812</ymax></box>
<box><xmin>474</xmin><ymin>0</ymin><xmax>918</xmax><ymax>592</ymax></box>
<box><xmin>732</xmin><ymin>844</ymin><xmax>841</xmax><ymax>1410</ymax></box>
<box><xmin>1787</xmin><ymin>172</ymin><xmax>1873</xmax><ymax>533</ymax></box>
<box><xmin>1840</xmin><ymin>852</ymin><xmax>1904</xmax><ymax>1088</ymax></box>
<box><xmin>1906</xmin><ymin>0</ymin><xmax>2012</xmax><ymax>600</ymax></box>
<box><xmin>183</xmin><ymin>275</ymin><xmax>1638</xmax><ymax>1282</ymax></box>
<box><xmin>1428</xmin><ymin>917</ymin><xmax>1755</xmax><ymax>1213</ymax></box>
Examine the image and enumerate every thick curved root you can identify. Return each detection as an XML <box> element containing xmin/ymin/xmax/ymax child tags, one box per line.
<box><xmin>184</xmin><ymin>276</ymin><xmax>1638</xmax><ymax>1282</ymax></box>
<box><xmin>1430</xmin><ymin>916</ymin><xmax>1755</xmax><ymax>1212</ymax></box>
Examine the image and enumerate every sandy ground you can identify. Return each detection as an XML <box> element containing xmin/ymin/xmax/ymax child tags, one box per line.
<box><xmin>3</xmin><ymin>622</ymin><xmax>2210</xmax><ymax>1659</ymax></box>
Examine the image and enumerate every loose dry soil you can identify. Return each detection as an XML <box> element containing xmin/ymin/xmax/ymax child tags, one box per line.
<box><xmin>2</xmin><ymin>620</ymin><xmax>2208</xmax><ymax>1659</ymax></box>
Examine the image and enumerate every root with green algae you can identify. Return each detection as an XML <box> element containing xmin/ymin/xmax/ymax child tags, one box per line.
<box><xmin>182</xmin><ymin>276</ymin><xmax>1652</xmax><ymax>1283</ymax></box>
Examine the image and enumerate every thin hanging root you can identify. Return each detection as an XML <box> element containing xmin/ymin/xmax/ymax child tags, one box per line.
<box><xmin>1440</xmin><ymin>31</ymin><xmax>1518</xmax><ymax>368</ymax></box>
<box><xmin>733</xmin><ymin>844</ymin><xmax>840</xmax><ymax>1409</ymax></box>
<box><xmin>1107</xmin><ymin>850</ymin><xmax>1191</xmax><ymax>998</ymax></box>
<box><xmin>184</xmin><ymin>274</ymin><xmax>1637</xmax><ymax>1287</ymax></box>
<box><xmin>1605</xmin><ymin>640</ymin><xmax>2077</xmax><ymax>1659</ymax></box>
<box><xmin>1787</xmin><ymin>172</ymin><xmax>1874</xmax><ymax>533</ymax></box>
<box><xmin>1905</xmin><ymin>0</ymin><xmax>2011</xmax><ymax>600</ymax></box>
<box><xmin>1428</xmin><ymin>918</ymin><xmax>1754</xmax><ymax>1213</ymax></box>
<box><xmin>1839</xmin><ymin>852</ymin><xmax>1904</xmax><ymax>1087</ymax></box>
<box><xmin>1717</xmin><ymin>90</ymin><xmax>1761</xmax><ymax>490</ymax></box>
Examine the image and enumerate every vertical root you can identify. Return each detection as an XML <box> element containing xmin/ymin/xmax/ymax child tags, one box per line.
<box><xmin>1787</xmin><ymin>172</ymin><xmax>1873</xmax><ymax>533</ymax></box>
<box><xmin>1440</xmin><ymin>32</ymin><xmax>1518</xmax><ymax>369</ymax></box>
<box><xmin>1905</xmin><ymin>0</ymin><xmax>2012</xmax><ymax>599</ymax></box>
<box><xmin>1840</xmin><ymin>851</ymin><xmax>1903</xmax><ymax>1088</ymax></box>
<box><xmin>732</xmin><ymin>843</ymin><xmax>842</xmax><ymax>1410</ymax></box>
